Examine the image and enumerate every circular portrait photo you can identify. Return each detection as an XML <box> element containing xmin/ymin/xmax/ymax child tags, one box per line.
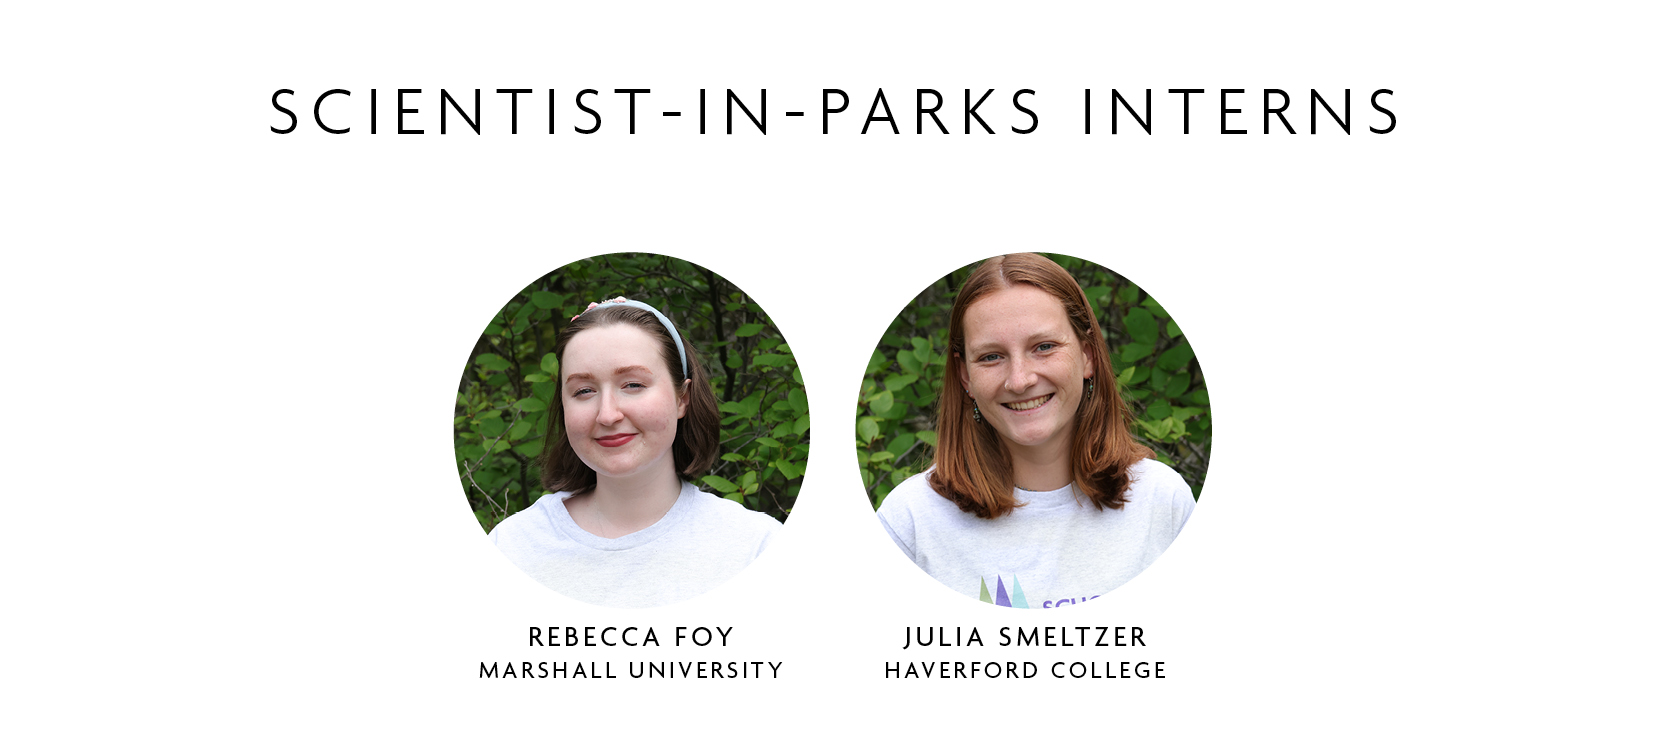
<box><xmin>456</xmin><ymin>253</ymin><xmax>807</xmax><ymax>608</ymax></box>
<box><xmin>860</xmin><ymin>253</ymin><xmax>1208</xmax><ymax>608</ymax></box>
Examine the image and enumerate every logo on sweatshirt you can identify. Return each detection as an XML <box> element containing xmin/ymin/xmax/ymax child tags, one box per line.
<box><xmin>977</xmin><ymin>575</ymin><xmax>1029</xmax><ymax>608</ymax></box>
<box><xmin>977</xmin><ymin>575</ymin><xmax>1103</xmax><ymax>608</ymax></box>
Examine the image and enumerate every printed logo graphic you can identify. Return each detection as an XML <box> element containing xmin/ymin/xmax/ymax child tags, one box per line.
<box><xmin>976</xmin><ymin>575</ymin><xmax>1029</xmax><ymax>608</ymax></box>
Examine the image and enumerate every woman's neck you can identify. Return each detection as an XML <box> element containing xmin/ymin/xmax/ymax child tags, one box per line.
<box><xmin>567</xmin><ymin>469</ymin><xmax>683</xmax><ymax>539</ymax></box>
<box><xmin>1006</xmin><ymin>435</ymin><xmax>1074</xmax><ymax>492</ymax></box>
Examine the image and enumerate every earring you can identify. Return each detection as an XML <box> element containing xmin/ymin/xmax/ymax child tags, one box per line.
<box><xmin>966</xmin><ymin>389</ymin><xmax>981</xmax><ymax>423</ymax></box>
<box><xmin>1087</xmin><ymin>378</ymin><xmax>1095</xmax><ymax>397</ymax></box>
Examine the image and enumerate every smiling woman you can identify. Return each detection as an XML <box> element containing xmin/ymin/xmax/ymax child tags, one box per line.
<box><xmin>869</xmin><ymin>254</ymin><xmax>1205</xmax><ymax>608</ymax></box>
<box><xmin>457</xmin><ymin>255</ymin><xmax>803</xmax><ymax>609</ymax></box>
<box><xmin>488</xmin><ymin>299</ymin><xmax>780</xmax><ymax>608</ymax></box>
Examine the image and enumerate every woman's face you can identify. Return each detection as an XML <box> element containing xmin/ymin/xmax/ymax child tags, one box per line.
<box><xmin>560</xmin><ymin>324</ymin><xmax>688</xmax><ymax>483</ymax></box>
<box><xmin>959</xmin><ymin>284</ymin><xmax>1093</xmax><ymax>457</ymax></box>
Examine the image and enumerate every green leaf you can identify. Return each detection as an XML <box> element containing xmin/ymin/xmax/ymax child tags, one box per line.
<box><xmin>721</xmin><ymin>452</ymin><xmax>745</xmax><ymax>462</ymax></box>
<box><xmin>1117</xmin><ymin>285</ymin><xmax>1141</xmax><ymax>304</ymax></box>
<box><xmin>524</xmin><ymin>373</ymin><xmax>549</xmax><ymax>382</ymax></box>
<box><xmin>884</xmin><ymin>373</ymin><xmax>919</xmax><ymax>392</ymax></box>
<box><xmin>1164</xmin><ymin>371</ymin><xmax>1191</xmax><ymax>399</ymax></box>
<box><xmin>735</xmin><ymin>323</ymin><xmax>766</xmax><ymax>338</ymax></box>
<box><xmin>513</xmin><ymin>397</ymin><xmax>547</xmax><ymax>412</ymax></box>
<box><xmin>479</xmin><ymin>417</ymin><xmax>507</xmax><ymax>438</ymax></box>
<box><xmin>702</xmin><ymin>475</ymin><xmax>738</xmax><ymax>493</ymax></box>
<box><xmin>753</xmin><ymin>353</ymin><xmax>792</xmax><ymax>368</ymax></box>
<box><xmin>1157</xmin><ymin>342</ymin><xmax>1194</xmax><ymax>372</ymax></box>
<box><xmin>514</xmin><ymin>439</ymin><xmax>542</xmax><ymax>457</ymax></box>
<box><xmin>897</xmin><ymin>350</ymin><xmax>921</xmax><ymax>375</ymax></box>
<box><xmin>509</xmin><ymin>420</ymin><xmax>532</xmax><ymax>441</ymax></box>
<box><xmin>865</xmin><ymin>350</ymin><xmax>886</xmax><ymax>375</ymax></box>
<box><xmin>773</xmin><ymin>458</ymin><xmax>803</xmax><ymax>480</ymax></box>
<box><xmin>885</xmin><ymin>433</ymin><xmax>914</xmax><ymax>457</ymax></box>
<box><xmin>870</xmin><ymin>390</ymin><xmax>895</xmax><ymax>415</ymax></box>
<box><xmin>869</xmin><ymin>451</ymin><xmax>896</xmax><ymax>464</ymax></box>
<box><xmin>528</xmin><ymin>291</ymin><xmax>564</xmax><ymax>309</ymax></box>
<box><xmin>788</xmin><ymin>388</ymin><xmax>808</xmax><ymax>414</ymax></box>
<box><xmin>475</xmin><ymin>353</ymin><xmax>512</xmax><ymax>371</ymax></box>
<box><xmin>857</xmin><ymin>417</ymin><xmax>879</xmax><ymax>444</ymax></box>
<box><xmin>721</xmin><ymin>394</ymin><xmax>761</xmax><ymax>418</ymax></box>
<box><xmin>1083</xmin><ymin>285</ymin><xmax>1111</xmax><ymax>304</ymax></box>
<box><xmin>540</xmin><ymin>353</ymin><xmax>560</xmax><ymax>374</ymax></box>
<box><xmin>1187</xmin><ymin>389</ymin><xmax>1210</xmax><ymax>406</ymax></box>
<box><xmin>1150</xmin><ymin>367</ymin><xmax>1170</xmax><ymax>392</ymax></box>
<box><xmin>1124</xmin><ymin>308</ymin><xmax>1159</xmax><ymax>344</ymax></box>
<box><xmin>915</xmin><ymin>430</ymin><xmax>937</xmax><ymax>447</ymax></box>
<box><xmin>1119</xmin><ymin>342</ymin><xmax>1155</xmax><ymax>362</ymax></box>
<box><xmin>793</xmin><ymin>414</ymin><xmax>810</xmax><ymax>436</ymax></box>
<box><xmin>1166</xmin><ymin>320</ymin><xmax>1182</xmax><ymax>338</ymax></box>
<box><xmin>755</xmin><ymin>436</ymin><xmax>782</xmax><ymax>448</ymax></box>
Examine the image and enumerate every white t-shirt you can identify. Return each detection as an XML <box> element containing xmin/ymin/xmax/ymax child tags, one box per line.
<box><xmin>876</xmin><ymin>459</ymin><xmax>1194</xmax><ymax>607</ymax></box>
<box><xmin>490</xmin><ymin>481</ymin><xmax>781</xmax><ymax>608</ymax></box>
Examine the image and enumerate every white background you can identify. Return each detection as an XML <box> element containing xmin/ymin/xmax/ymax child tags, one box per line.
<box><xmin>5</xmin><ymin>1</ymin><xmax>1663</xmax><ymax>745</ymax></box>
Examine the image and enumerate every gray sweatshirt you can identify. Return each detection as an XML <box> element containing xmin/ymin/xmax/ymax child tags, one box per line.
<box><xmin>877</xmin><ymin>459</ymin><xmax>1194</xmax><ymax>607</ymax></box>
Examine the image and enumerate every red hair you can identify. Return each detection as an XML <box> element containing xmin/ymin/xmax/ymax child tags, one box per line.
<box><xmin>929</xmin><ymin>254</ymin><xmax>1153</xmax><ymax>518</ymax></box>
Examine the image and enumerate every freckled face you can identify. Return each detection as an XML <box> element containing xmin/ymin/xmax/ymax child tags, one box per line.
<box><xmin>561</xmin><ymin>325</ymin><xmax>687</xmax><ymax>482</ymax></box>
<box><xmin>959</xmin><ymin>284</ymin><xmax>1092</xmax><ymax>457</ymax></box>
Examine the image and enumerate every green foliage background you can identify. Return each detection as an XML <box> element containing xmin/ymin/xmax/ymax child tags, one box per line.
<box><xmin>457</xmin><ymin>254</ymin><xmax>807</xmax><ymax>533</ymax></box>
<box><xmin>856</xmin><ymin>254</ymin><xmax>1211</xmax><ymax>508</ymax></box>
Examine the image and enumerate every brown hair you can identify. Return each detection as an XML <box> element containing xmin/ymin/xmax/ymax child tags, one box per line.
<box><xmin>929</xmin><ymin>254</ymin><xmax>1154</xmax><ymax>518</ymax></box>
<box><xmin>539</xmin><ymin>303</ymin><xmax>721</xmax><ymax>494</ymax></box>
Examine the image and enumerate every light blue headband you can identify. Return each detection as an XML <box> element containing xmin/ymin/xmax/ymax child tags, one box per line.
<box><xmin>574</xmin><ymin>297</ymin><xmax>689</xmax><ymax>380</ymax></box>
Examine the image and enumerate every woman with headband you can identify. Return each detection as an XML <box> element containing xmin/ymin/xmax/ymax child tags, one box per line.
<box><xmin>876</xmin><ymin>255</ymin><xmax>1195</xmax><ymax>608</ymax></box>
<box><xmin>490</xmin><ymin>297</ymin><xmax>781</xmax><ymax>608</ymax></box>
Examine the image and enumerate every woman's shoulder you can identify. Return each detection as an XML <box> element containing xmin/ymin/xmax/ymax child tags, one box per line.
<box><xmin>488</xmin><ymin>492</ymin><xmax>573</xmax><ymax>543</ymax></box>
<box><xmin>876</xmin><ymin>469</ymin><xmax>954</xmax><ymax>515</ymax></box>
<box><xmin>1129</xmin><ymin>457</ymin><xmax>1185</xmax><ymax>484</ymax></box>
<box><xmin>1127</xmin><ymin>458</ymin><xmax>1190</xmax><ymax>491</ymax></box>
<box><xmin>680</xmin><ymin>483</ymin><xmax>784</xmax><ymax>532</ymax></box>
<box><xmin>873</xmin><ymin>470</ymin><xmax>949</xmax><ymax>555</ymax></box>
<box><xmin>880</xmin><ymin>470</ymin><xmax>946</xmax><ymax>503</ymax></box>
<box><xmin>1127</xmin><ymin>459</ymin><xmax>1196</xmax><ymax>506</ymax></box>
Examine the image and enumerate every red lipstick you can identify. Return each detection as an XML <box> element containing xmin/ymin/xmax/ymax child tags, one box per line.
<box><xmin>595</xmin><ymin>433</ymin><xmax>636</xmax><ymax>448</ymax></box>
